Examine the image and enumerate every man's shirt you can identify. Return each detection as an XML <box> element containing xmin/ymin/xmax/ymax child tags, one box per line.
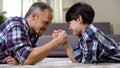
<box><xmin>0</xmin><ymin>17</ymin><xmax>38</xmax><ymax>64</ymax></box>
<box><xmin>74</xmin><ymin>24</ymin><xmax>120</xmax><ymax>64</ymax></box>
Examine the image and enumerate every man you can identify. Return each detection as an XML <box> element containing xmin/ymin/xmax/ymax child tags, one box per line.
<box><xmin>54</xmin><ymin>2</ymin><xmax>120</xmax><ymax>64</ymax></box>
<box><xmin>0</xmin><ymin>2</ymin><xmax>67</xmax><ymax>65</ymax></box>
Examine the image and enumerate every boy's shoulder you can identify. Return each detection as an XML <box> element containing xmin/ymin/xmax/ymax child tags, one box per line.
<box><xmin>83</xmin><ymin>24</ymin><xmax>104</xmax><ymax>40</ymax></box>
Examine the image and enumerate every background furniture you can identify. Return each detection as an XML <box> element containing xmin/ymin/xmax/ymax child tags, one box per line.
<box><xmin>36</xmin><ymin>22</ymin><xmax>120</xmax><ymax>57</ymax></box>
<box><xmin>43</xmin><ymin>22</ymin><xmax>111</xmax><ymax>35</ymax></box>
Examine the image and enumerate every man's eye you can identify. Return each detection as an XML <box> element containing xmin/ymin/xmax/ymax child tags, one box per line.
<box><xmin>46</xmin><ymin>22</ymin><xmax>49</xmax><ymax>25</ymax></box>
<box><xmin>43</xmin><ymin>21</ymin><xmax>49</xmax><ymax>25</ymax></box>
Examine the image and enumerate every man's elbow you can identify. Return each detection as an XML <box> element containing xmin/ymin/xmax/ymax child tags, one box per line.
<box><xmin>23</xmin><ymin>57</ymin><xmax>43</xmax><ymax>65</ymax></box>
<box><xmin>23</xmin><ymin>59</ymin><xmax>37</xmax><ymax>65</ymax></box>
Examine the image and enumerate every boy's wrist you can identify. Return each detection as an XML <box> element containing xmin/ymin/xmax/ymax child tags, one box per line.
<box><xmin>63</xmin><ymin>42</ymin><xmax>68</xmax><ymax>46</ymax></box>
<box><xmin>63</xmin><ymin>42</ymin><xmax>70</xmax><ymax>49</ymax></box>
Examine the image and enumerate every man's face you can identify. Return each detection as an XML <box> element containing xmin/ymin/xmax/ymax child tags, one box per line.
<box><xmin>32</xmin><ymin>9</ymin><xmax>53</xmax><ymax>36</ymax></box>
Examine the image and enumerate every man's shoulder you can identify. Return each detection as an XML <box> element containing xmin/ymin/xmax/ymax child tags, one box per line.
<box><xmin>8</xmin><ymin>16</ymin><xmax>27</xmax><ymax>26</ymax></box>
<box><xmin>11</xmin><ymin>16</ymin><xmax>24</xmax><ymax>22</ymax></box>
<box><xmin>3</xmin><ymin>16</ymin><xmax>28</xmax><ymax>31</ymax></box>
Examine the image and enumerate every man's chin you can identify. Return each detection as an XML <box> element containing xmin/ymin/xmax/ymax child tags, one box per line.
<box><xmin>37</xmin><ymin>31</ymin><xmax>44</xmax><ymax>36</ymax></box>
<box><xmin>39</xmin><ymin>34</ymin><xmax>42</xmax><ymax>36</ymax></box>
<box><xmin>37</xmin><ymin>33</ymin><xmax>43</xmax><ymax>36</ymax></box>
<box><xmin>38</xmin><ymin>34</ymin><xmax>42</xmax><ymax>36</ymax></box>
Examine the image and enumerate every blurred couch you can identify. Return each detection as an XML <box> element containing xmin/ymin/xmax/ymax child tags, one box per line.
<box><xmin>36</xmin><ymin>22</ymin><xmax>120</xmax><ymax>57</ymax></box>
<box><xmin>43</xmin><ymin>22</ymin><xmax>111</xmax><ymax>35</ymax></box>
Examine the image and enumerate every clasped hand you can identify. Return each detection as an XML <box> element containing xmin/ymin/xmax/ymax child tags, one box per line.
<box><xmin>52</xmin><ymin>29</ymin><xmax>68</xmax><ymax>45</ymax></box>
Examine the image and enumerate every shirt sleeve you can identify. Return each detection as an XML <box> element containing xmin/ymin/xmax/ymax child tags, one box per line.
<box><xmin>97</xmin><ymin>33</ymin><xmax>120</xmax><ymax>62</ymax></box>
<box><xmin>6</xmin><ymin>24</ymin><xmax>32</xmax><ymax>64</ymax></box>
<box><xmin>73</xmin><ymin>42</ymin><xmax>83</xmax><ymax>62</ymax></box>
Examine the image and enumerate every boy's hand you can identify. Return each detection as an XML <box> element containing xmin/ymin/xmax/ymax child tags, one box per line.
<box><xmin>52</xmin><ymin>29</ymin><xmax>62</xmax><ymax>39</ymax></box>
<box><xmin>3</xmin><ymin>56</ymin><xmax>19</xmax><ymax>65</ymax></box>
<box><xmin>52</xmin><ymin>29</ymin><xmax>68</xmax><ymax>45</ymax></box>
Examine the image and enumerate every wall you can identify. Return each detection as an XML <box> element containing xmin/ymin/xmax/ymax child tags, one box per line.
<box><xmin>0</xmin><ymin>0</ymin><xmax>3</xmax><ymax>12</ymax></box>
<box><xmin>1</xmin><ymin>0</ymin><xmax>120</xmax><ymax>34</ymax></box>
<box><xmin>62</xmin><ymin>0</ymin><xmax>120</xmax><ymax>34</ymax></box>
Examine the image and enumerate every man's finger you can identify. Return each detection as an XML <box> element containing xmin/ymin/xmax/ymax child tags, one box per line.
<box><xmin>3</xmin><ymin>56</ymin><xmax>11</xmax><ymax>63</ymax></box>
<box><xmin>4</xmin><ymin>51</ymin><xmax>9</xmax><ymax>55</ymax></box>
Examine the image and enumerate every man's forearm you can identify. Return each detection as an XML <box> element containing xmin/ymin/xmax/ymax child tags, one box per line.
<box><xmin>23</xmin><ymin>39</ymin><xmax>60</xmax><ymax>65</ymax></box>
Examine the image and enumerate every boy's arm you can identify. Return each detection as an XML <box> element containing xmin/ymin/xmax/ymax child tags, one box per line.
<box><xmin>63</xmin><ymin>42</ymin><xmax>77</xmax><ymax>63</ymax></box>
<box><xmin>52</xmin><ymin>29</ymin><xmax>77</xmax><ymax>63</ymax></box>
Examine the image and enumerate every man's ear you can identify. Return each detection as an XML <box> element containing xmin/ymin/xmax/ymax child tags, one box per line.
<box><xmin>76</xmin><ymin>15</ymin><xmax>83</xmax><ymax>24</ymax></box>
<box><xmin>31</xmin><ymin>12</ymin><xmax>38</xmax><ymax>21</ymax></box>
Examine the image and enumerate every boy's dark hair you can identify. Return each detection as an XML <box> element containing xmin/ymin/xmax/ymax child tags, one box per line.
<box><xmin>65</xmin><ymin>2</ymin><xmax>95</xmax><ymax>24</ymax></box>
<box><xmin>25</xmin><ymin>2</ymin><xmax>53</xmax><ymax>18</ymax></box>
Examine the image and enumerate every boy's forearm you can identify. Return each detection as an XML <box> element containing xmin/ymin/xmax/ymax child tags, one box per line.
<box><xmin>63</xmin><ymin>43</ymin><xmax>77</xmax><ymax>63</ymax></box>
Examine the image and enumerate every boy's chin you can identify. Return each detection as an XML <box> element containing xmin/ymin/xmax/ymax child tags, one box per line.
<box><xmin>73</xmin><ymin>33</ymin><xmax>78</xmax><ymax>36</ymax></box>
<box><xmin>74</xmin><ymin>33</ymin><xmax>82</xmax><ymax>37</ymax></box>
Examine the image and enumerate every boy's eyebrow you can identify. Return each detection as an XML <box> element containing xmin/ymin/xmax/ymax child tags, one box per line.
<box><xmin>68</xmin><ymin>22</ymin><xmax>70</xmax><ymax>24</ymax></box>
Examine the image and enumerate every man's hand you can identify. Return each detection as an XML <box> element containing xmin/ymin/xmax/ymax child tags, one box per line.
<box><xmin>52</xmin><ymin>29</ymin><xmax>68</xmax><ymax>45</ymax></box>
<box><xmin>3</xmin><ymin>56</ymin><xmax>19</xmax><ymax>65</ymax></box>
<box><xmin>52</xmin><ymin>29</ymin><xmax>62</xmax><ymax>39</ymax></box>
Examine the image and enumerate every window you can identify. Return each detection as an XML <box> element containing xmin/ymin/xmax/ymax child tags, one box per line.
<box><xmin>3</xmin><ymin>0</ymin><xmax>21</xmax><ymax>18</ymax></box>
<box><xmin>3</xmin><ymin>0</ymin><xmax>63</xmax><ymax>22</ymax></box>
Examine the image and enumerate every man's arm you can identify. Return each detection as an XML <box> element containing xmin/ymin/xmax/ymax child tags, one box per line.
<box><xmin>24</xmin><ymin>31</ymin><xmax>67</xmax><ymax>65</ymax></box>
<box><xmin>63</xmin><ymin>42</ymin><xmax>77</xmax><ymax>63</ymax></box>
<box><xmin>24</xmin><ymin>38</ymin><xmax>59</xmax><ymax>65</ymax></box>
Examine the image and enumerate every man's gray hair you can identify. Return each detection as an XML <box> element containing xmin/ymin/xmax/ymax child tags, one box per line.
<box><xmin>25</xmin><ymin>2</ymin><xmax>53</xmax><ymax>18</ymax></box>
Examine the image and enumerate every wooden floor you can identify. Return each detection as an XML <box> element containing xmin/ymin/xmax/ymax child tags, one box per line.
<box><xmin>0</xmin><ymin>58</ymin><xmax>120</xmax><ymax>68</ymax></box>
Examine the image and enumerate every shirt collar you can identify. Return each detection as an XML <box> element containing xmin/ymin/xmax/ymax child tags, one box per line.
<box><xmin>23</xmin><ymin>18</ymin><xmax>39</xmax><ymax>36</ymax></box>
<box><xmin>78</xmin><ymin>24</ymin><xmax>94</xmax><ymax>39</ymax></box>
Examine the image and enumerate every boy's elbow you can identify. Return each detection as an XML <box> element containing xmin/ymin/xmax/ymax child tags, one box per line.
<box><xmin>72</xmin><ymin>60</ymin><xmax>77</xmax><ymax>63</ymax></box>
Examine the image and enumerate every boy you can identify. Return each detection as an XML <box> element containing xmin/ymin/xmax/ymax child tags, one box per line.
<box><xmin>53</xmin><ymin>2</ymin><xmax>120</xmax><ymax>64</ymax></box>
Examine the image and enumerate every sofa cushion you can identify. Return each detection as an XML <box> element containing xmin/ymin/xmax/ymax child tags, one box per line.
<box><xmin>108</xmin><ymin>34</ymin><xmax>120</xmax><ymax>43</ymax></box>
<box><xmin>36</xmin><ymin>34</ymin><xmax>120</xmax><ymax>57</ymax></box>
<box><xmin>36</xmin><ymin>35</ymin><xmax>78</xmax><ymax>51</ymax></box>
<box><xmin>43</xmin><ymin>22</ymin><xmax>111</xmax><ymax>35</ymax></box>
<box><xmin>36</xmin><ymin>35</ymin><xmax>78</xmax><ymax>57</ymax></box>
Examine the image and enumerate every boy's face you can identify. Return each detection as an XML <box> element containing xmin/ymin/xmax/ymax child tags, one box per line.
<box><xmin>68</xmin><ymin>20</ymin><xmax>82</xmax><ymax>36</ymax></box>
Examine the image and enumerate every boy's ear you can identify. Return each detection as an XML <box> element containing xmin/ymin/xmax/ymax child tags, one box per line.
<box><xmin>76</xmin><ymin>15</ymin><xmax>83</xmax><ymax>24</ymax></box>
